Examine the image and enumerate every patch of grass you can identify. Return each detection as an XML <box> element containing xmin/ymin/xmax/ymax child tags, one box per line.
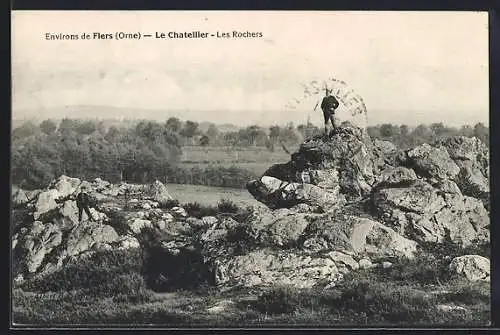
<box><xmin>217</xmin><ymin>198</ymin><xmax>240</xmax><ymax>214</ymax></box>
<box><xmin>20</xmin><ymin>249</ymin><xmax>146</xmax><ymax>295</ymax></box>
<box><xmin>183</xmin><ymin>202</ymin><xmax>219</xmax><ymax>219</ymax></box>
<box><xmin>158</xmin><ymin>199</ymin><xmax>180</xmax><ymax>210</ymax></box>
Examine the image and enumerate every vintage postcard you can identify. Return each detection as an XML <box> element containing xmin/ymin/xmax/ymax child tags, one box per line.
<box><xmin>11</xmin><ymin>11</ymin><xmax>490</xmax><ymax>328</ymax></box>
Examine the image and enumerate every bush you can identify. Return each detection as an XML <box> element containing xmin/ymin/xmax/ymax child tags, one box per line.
<box><xmin>384</xmin><ymin>251</ymin><xmax>451</xmax><ymax>285</ymax></box>
<box><xmin>217</xmin><ymin>198</ymin><xmax>240</xmax><ymax>213</ymax></box>
<box><xmin>183</xmin><ymin>202</ymin><xmax>218</xmax><ymax>219</ymax></box>
<box><xmin>21</xmin><ymin>249</ymin><xmax>146</xmax><ymax>295</ymax></box>
<box><xmin>257</xmin><ymin>285</ymin><xmax>303</xmax><ymax>314</ymax></box>
<box><xmin>337</xmin><ymin>280</ymin><xmax>437</xmax><ymax>323</ymax></box>
<box><xmin>159</xmin><ymin>199</ymin><xmax>180</xmax><ymax>210</ymax></box>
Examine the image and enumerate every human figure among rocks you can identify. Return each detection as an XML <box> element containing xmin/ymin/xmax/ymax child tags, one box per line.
<box><xmin>314</xmin><ymin>87</ymin><xmax>340</xmax><ymax>134</ymax></box>
<box><xmin>76</xmin><ymin>185</ymin><xmax>95</xmax><ymax>223</ymax></box>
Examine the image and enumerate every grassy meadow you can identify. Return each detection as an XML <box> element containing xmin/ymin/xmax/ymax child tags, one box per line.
<box><xmin>179</xmin><ymin>146</ymin><xmax>293</xmax><ymax>176</ymax></box>
<box><xmin>165</xmin><ymin>183</ymin><xmax>263</xmax><ymax>207</ymax></box>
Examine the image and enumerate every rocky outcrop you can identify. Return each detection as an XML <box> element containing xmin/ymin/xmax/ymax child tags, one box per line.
<box><xmin>449</xmin><ymin>255</ymin><xmax>490</xmax><ymax>281</ymax></box>
<box><xmin>147</xmin><ymin>180</ymin><xmax>173</xmax><ymax>204</ymax></box>
<box><xmin>11</xmin><ymin>123</ymin><xmax>490</xmax><ymax>292</ymax></box>
<box><xmin>406</xmin><ymin>143</ymin><xmax>460</xmax><ymax>180</ymax></box>
<box><xmin>251</xmin><ymin>125</ymin><xmax>377</xmax><ymax>204</ymax></box>
<box><xmin>248</xmin><ymin>123</ymin><xmax>489</xmax><ymax>250</ymax></box>
<box><xmin>438</xmin><ymin>136</ymin><xmax>490</xmax><ymax>209</ymax></box>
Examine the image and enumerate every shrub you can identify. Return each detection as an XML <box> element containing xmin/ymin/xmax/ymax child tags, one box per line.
<box><xmin>159</xmin><ymin>199</ymin><xmax>180</xmax><ymax>210</ymax></box>
<box><xmin>337</xmin><ymin>279</ymin><xmax>437</xmax><ymax>323</ymax></box>
<box><xmin>183</xmin><ymin>202</ymin><xmax>218</xmax><ymax>219</ymax></box>
<box><xmin>217</xmin><ymin>198</ymin><xmax>240</xmax><ymax>213</ymax></box>
<box><xmin>257</xmin><ymin>285</ymin><xmax>303</xmax><ymax>314</ymax></box>
<box><xmin>106</xmin><ymin>210</ymin><xmax>130</xmax><ymax>235</ymax></box>
<box><xmin>384</xmin><ymin>251</ymin><xmax>451</xmax><ymax>285</ymax></box>
<box><xmin>21</xmin><ymin>248</ymin><xmax>146</xmax><ymax>295</ymax></box>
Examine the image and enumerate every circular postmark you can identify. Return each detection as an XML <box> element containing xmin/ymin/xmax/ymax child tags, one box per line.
<box><xmin>285</xmin><ymin>77</ymin><xmax>368</xmax><ymax>128</ymax></box>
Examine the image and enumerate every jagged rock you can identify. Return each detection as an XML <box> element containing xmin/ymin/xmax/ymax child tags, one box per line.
<box><xmin>49</xmin><ymin>175</ymin><xmax>81</xmax><ymax>200</ymax></box>
<box><xmin>89</xmin><ymin>208</ymin><xmax>108</xmax><ymax>222</ymax></box>
<box><xmin>33</xmin><ymin>190</ymin><xmax>59</xmax><ymax>220</ymax></box>
<box><xmin>63</xmin><ymin>223</ymin><xmax>119</xmax><ymax>258</ymax></box>
<box><xmin>409</xmin><ymin>195</ymin><xmax>489</xmax><ymax>246</ymax></box>
<box><xmin>327</xmin><ymin>251</ymin><xmax>359</xmax><ymax>270</ymax></box>
<box><xmin>407</xmin><ymin>143</ymin><xmax>460</xmax><ymax>180</ymax></box>
<box><xmin>127</xmin><ymin>218</ymin><xmax>153</xmax><ymax>235</ymax></box>
<box><xmin>115</xmin><ymin>235</ymin><xmax>141</xmax><ymax>250</ymax></box>
<box><xmin>372</xmin><ymin>180</ymin><xmax>446</xmax><ymax>216</ymax></box>
<box><xmin>449</xmin><ymin>255</ymin><xmax>490</xmax><ymax>281</ymax></box>
<box><xmin>162</xmin><ymin>212</ymin><xmax>175</xmax><ymax>222</ymax></box>
<box><xmin>162</xmin><ymin>220</ymin><xmax>192</xmax><ymax>237</ymax></box>
<box><xmin>251</xmin><ymin>124</ymin><xmax>377</xmax><ymax>205</ymax></box>
<box><xmin>148</xmin><ymin>180</ymin><xmax>173</xmax><ymax>204</ymax></box>
<box><xmin>303</xmin><ymin>237</ymin><xmax>329</xmax><ymax>253</ymax></box>
<box><xmin>358</xmin><ymin>258</ymin><xmax>375</xmax><ymax>269</ymax></box>
<box><xmin>55</xmin><ymin>200</ymin><xmax>79</xmax><ymax>226</ymax></box>
<box><xmin>12</xmin><ymin>189</ymin><xmax>29</xmax><ymax>207</ymax></box>
<box><xmin>434</xmin><ymin>180</ymin><xmax>462</xmax><ymax>194</ymax></box>
<box><xmin>373</xmin><ymin>139</ymin><xmax>397</xmax><ymax>155</ymax></box>
<box><xmin>16</xmin><ymin>221</ymin><xmax>63</xmax><ymax>273</ymax></box>
<box><xmin>374</xmin><ymin>166</ymin><xmax>418</xmax><ymax>187</ymax></box>
<box><xmin>92</xmin><ymin>177</ymin><xmax>111</xmax><ymax>191</ymax></box>
<box><xmin>373</xmin><ymin>179</ymin><xmax>489</xmax><ymax>246</ymax></box>
<box><xmin>454</xmin><ymin>160</ymin><xmax>489</xmax><ymax>206</ymax></box>
<box><xmin>439</xmin><ymin>136</ymin><xmax>488</xmax><ymax>163</ymax></box>
<box><xmin>171</xmin><ymin>206</ymin><xmax>188</xmax><ymax>218</ymax></box>
<box><xmin>211</xmin><ymin>248</ymin><xmax>343</xmax><ymax>289</ymax></box>
<box><xmin>202</xmin><ymin>216</ymin><xmax>218</xmax><ymax>227</ymax></box>
<box><xmin>303</xmin><ymin>213</ymin><xmax>417</xmax><ymax>259</ymax></box>
<box><xmin>247</xmin><ymin>175</ymin><xmax>346</xmax><ymax>210</ymax></box>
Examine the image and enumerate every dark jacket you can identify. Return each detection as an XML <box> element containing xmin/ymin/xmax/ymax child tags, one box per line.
<box><xmin>76</xmin><ymin>191</ymin><xmax>96</xmax><ymax>208</ymax></box>
<box><xmin>321</xmin><ymin>95</ymin><xmax>339</xmax><ymax>111</ymax></box>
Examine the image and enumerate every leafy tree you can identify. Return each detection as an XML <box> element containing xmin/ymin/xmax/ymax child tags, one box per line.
<box><xmin>39</xmin><ymin>119</ymin><xmax>57</xmax><ymax>135</ymax></box>
<box><xmin>473</xmin><ymin>122</ymin><xmax>489</xmax><ymax>145</ymax></box>
<box><xmin>12</xmin><ymin>121</ymin><xmax>39</xmax><ymax>141</ymax></box>
<box><xmin>165</xmin><ymin>117</ymin><xmax>182</xmax><ymax>133</ymax></box>
<box><xmin>199</xmin><ymin>135</ymin><xmax>210</xmax><ymax>146</ymax></box>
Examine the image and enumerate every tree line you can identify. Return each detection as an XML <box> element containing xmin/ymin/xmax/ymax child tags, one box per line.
<box><xmin>11</xmin><ymin>117</ymin><xmax>488</xmax><ymax>190</ymax></box>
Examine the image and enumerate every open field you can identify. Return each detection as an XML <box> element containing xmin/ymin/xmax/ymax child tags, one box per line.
<box><xmin>181</xmin><ymin>146</ymin><xmax>292</xmax><ymax>164</ymax></box>
<box><xmin>165</xmin><ymin>183</ymin><xmax>263</xmax><ymax>207</ymax></box>
<box><xmin>180</xmin><ymin>146</ymin><xmax>292</xmax><ymax>175</ymax></box>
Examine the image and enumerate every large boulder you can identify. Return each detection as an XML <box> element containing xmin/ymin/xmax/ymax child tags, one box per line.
<box><xmin>15</xmin><ymin>221</ymin><xmax>63</xmax><ymax>274</ymax></box>
<box><xmin>372</xmin><ymin>180</ymin><xmax>489</xmax><ymax>246</ymax></box>
<box><xmin>211</xmin><ymin>248</ymin><xmax>343</xmax><ymax>289</ymax></box>
<box><xmin>438</xmin><ymin>136</ymin><xmax>489</xmax><ymax>205</ymax></box>
<box><xmin>373</xmin><ymin>166</ymin><xmax>418</xmax><ymax>187</ymax></box>
<box><xmin>148</xmin><ymin>180</ymin><xmax>173</xmax><ymax>204</ymax></box>
<box><xmin>247</xmin><ymin>176</ymin><xmax>346</xmax><ymax>210</ymax></box>
<box><xmin>303</xmin><ymin>213</ymin><xmax>417</xmax><ymax>260</ymax></box>
<box><xmin>251</xmin><ymin>124</ymin><xmax>378</xmax><ymax>207</ymax></box>
<box><xmin>33</xmin><ymin>190</ymin><xmax>59</xmax><ymax>220</ymax></box>
<box><xmin>449</xmin><ymin>255</ymin><xmax>490</xmax><ymax>281</ymax></box>
<box><xmin>372</xmin><ymin>180</ymin><xmax>446</xmax><ymax>216</ymax></box>
<box><xmin>406</xmin><ymin>143</ymin><xmax>460</xmax><ymax>180</ymax></box>
<box><xmin>12</xmin><ymin>188</ymin><xmax>30</xmax><ymax>207</ymax></box>
<box><xmin>48</xmin><ymin>175</ymin><xmax>81</xmax><ymax>199</ymax></box>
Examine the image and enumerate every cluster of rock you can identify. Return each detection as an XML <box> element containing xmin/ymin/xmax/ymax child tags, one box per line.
<box><xmin>247</xmin><ymin>125</ymin><xmax>490</xmax><ymax>248</ymax></box>
<box><xmin>11</xmin><ymin>123</ymin><xmax>490</xmax><ymax>289</ymax></box>
<box><xmin>11</xmin><ymin>176</ymin><xmax>175</xmax><ymax>279</ymax></box>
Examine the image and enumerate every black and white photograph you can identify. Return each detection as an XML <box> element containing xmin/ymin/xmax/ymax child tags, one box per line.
<box><xmin>11</xmin><ymin>11</ymin><xmax>491</xmax><ymax>327</ymax></box>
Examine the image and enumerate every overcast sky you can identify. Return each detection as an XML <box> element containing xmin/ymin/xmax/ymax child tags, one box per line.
<box><xmin>12</xmin><ymin>11</ymin><xmax>489</xmax><ymax>127</ymax></box>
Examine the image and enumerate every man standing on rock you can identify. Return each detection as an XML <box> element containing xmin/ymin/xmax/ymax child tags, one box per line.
<box><xmin>76</xmin><ymin>185</ymin><xmax>95</xmax><ymax>223</ymax></box>
<box><xmin>314</xmin><ymin>87</ymin><xmax>340</xmax><ymax>134</ymax></box>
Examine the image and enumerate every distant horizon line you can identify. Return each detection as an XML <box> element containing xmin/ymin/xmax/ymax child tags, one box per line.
<box><xmin>12</xmin><ymin>104</ymin><xmax>489</xmax><ymax>128</ymax></box>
